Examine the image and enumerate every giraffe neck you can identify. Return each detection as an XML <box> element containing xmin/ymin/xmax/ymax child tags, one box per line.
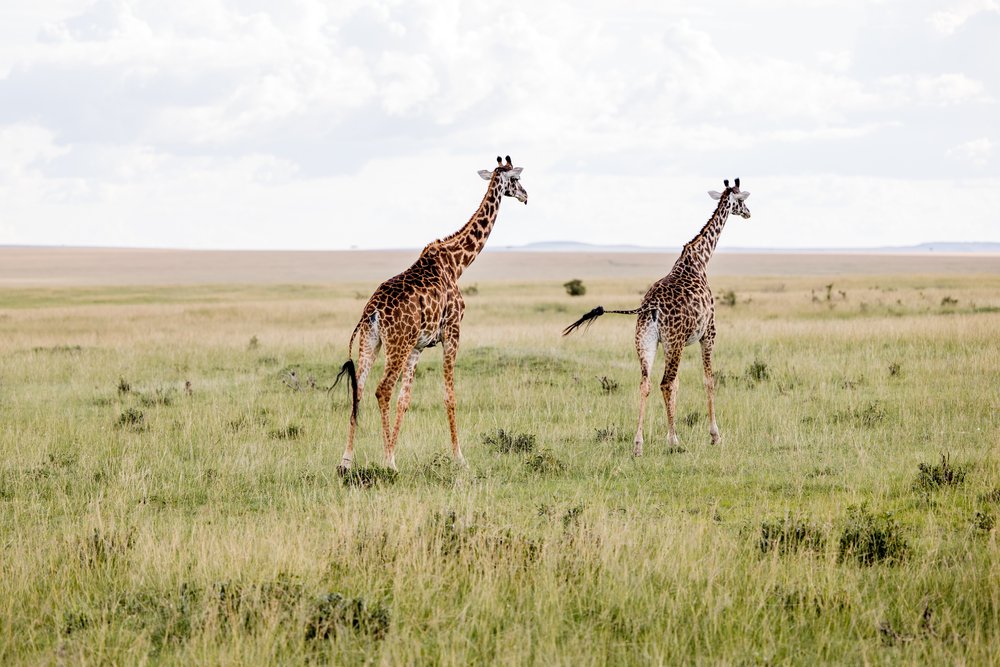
<box><xmin>435</xmin><ymin>172</ymin><xmax>503</xmax><ymax>279</ymax></box>
<box><xmin>676</xmin><ymin>192</ymin><xmax>731</xmax><ymax>274</ymax></box>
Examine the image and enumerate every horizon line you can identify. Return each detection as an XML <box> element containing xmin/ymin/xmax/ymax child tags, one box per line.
<box><xmin>2</xmin><ymin>240</ymin><xmax>999</xmax><ymax>254</ymax></box>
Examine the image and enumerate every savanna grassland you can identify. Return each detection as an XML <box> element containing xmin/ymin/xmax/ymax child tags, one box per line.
<box><xmin>1</xmin><ymin>253</ymin><xmax>999</xmax><ymax>665</ymax></box>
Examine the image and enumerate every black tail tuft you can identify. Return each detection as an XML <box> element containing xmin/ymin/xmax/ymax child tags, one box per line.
<box><xmin>334</xmin><ymin>360</ymin><xmax>359</xmax><ymax>420</ymax></box>
<box><xmin>562</xmin><ymin>306</ymin><xmax>606</xmax><ymax>336</ymax></box>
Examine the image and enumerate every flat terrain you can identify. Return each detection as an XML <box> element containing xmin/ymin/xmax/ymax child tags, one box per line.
<box><xmin>1</xmin><ymin>249</ymin><xmax>999</xmax><ymax>664</ymax></box>
<box><xmin>2</xmin><ymin>246</ymin><xmax>998</xmax><ymax>285</ymax></box>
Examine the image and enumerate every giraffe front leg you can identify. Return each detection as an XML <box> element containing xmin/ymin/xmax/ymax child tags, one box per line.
<box><xmin>633</xmin><ymin>319</ymin><xmax>658</xmax><ymax>457</ymax></box>
<box><xmin>375</xmin><ymin>352</ymin><xmax>407</xmax><ymax>471</ymax></box>
<box><xmin>701</xmin><ymin>332</ymin><xmax>720</xmax><ymax>445</ymax></box>
<box><xmin>660</xmin><ymin>343</ymin><xmax>683</xmax><ymax>447</ymax></box>
<box><xmin>442</xmin><ymin>336</ymin><xmax>466</xmax><ymax>466</ymax></box>
<box><xmin>387</xmin><ymin>349</ymin><xmax>422</xmax><ymax>470</ymax></box>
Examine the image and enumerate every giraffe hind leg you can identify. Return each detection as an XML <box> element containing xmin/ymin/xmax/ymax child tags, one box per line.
<box><xmin>633</xmin><ymin>316</ymin><xmax>658</xmax><ymax>457</ymax></box>
<box><xmin>387</xmin><ymin>349</ymin><xmax>422</xmax><ymax>470</ymax></box>
<box><xmin>375</xmin><ymin>349</ymin><xmax>408</xmax><ymax>471</ymax></box>
<box><xmin>339</xmin><ymin>323</ymin><xmax>380</xmax><ymax>473</ymax></box>
<box><xmin>660</xmin><ymin>342</ymin><xmax>684</xmax><ymax>447</ymax></box>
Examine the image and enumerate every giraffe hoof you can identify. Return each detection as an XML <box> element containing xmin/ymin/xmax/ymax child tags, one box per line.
<box><xmin>711</xmin><ymin>434</ymin><xmax>721</xmax><ymax>445</ymax></box>
<box><xmin>337</xmin><ymin>458</ymin><xmax>353</xmax><ymax>476</ymax></box>
<box><xmin>632</xmin><ymin>444</ymin><xmax>643</xmax><ymax>457</ymax></box>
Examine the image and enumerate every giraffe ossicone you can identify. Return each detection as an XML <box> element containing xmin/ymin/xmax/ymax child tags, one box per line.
<box><xmin>563</xmin><ymin>179</ymin><xmax>751</xmax><ymax>454</ymax></box>
<box><xmin>334</xmin><ymin>157</ymin><xmax>528</xmax><ymax>472</ymax></box>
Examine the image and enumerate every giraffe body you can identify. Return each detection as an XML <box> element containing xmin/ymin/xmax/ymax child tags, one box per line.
<box><xmin>563</xmin><ymin>179</ymin><xmax>750</xmax><ymax>454</ymax></box>
<box><xmin>336</xmin><ymin>157</ymin><xmax>527</xmax><ymax>471</ymax></box>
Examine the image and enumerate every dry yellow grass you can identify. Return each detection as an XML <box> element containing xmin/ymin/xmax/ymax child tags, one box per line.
<box><xmin>1</xmin><ymin>250</ymin><xmax>999</xmax><ymax>664</ymax></box>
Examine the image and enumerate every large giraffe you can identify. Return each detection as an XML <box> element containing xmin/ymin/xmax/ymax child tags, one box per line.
<box><xmin>335</xmin><ymin>156</ymin><xmax>528</xmax><ymax>471</ymax></box>
<box><xmin>563</xmin><ymin>179</ymin><xmax>750</xmax><ymax>455</ymax></box>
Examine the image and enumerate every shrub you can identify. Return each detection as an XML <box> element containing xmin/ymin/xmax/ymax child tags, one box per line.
<box><xmin>837</xmin><ymin>506</ymin><xmax>909</xmax><ymax>566</ymax></box>
<box><xmin>940</xmin><ymin>296</ymin><xmax>958</xmax><ymax>307</ymax></box>
<box><xmin>526</xmin><ymin>450</ymin><xmax>565</xmax><ymax>475</ymax></box>
<box><xmin>718</xmin><ymin>290</ymin><xmax>737</xmax><ymax>307</ymax></box>
<box><xmin>305</xmin><ymin>592</ymin><xmax>390</xmax><ymax>642</ymax></box>
<box><xmin>597</xmin><ymin>375</ymin><xmax>619</xmax><ymax>394</ymax></box>
<box><xmin>116</xmin><ymin>407</ymin><xmax>146</xmax><ymax>431</ymax></box>
<box><xmin>340</xmin><ymin>465</ymin><xmax>398</xmax><ymax>489</ymax></box>
<box><xmin>913</xmin><ymin>453</ymin><xmax>966</xmax><ymax>491</ymax></box>
<box><xmin>745</xmin><ymin>359</ymin><xmax>770</xmax><ymax>384</ymax></box>
<box><xmin>563</xmin><ymin>279</ymin><xmax>586</xmax><ymax>296</ymax></box>
<box><xmin>483</xmin><ymin>428</ymin><xmax>536</xmax><ymax>454</ymax></box>
<box><xmin>972</xmin><ymin>510</ymin><xmax>995</xmax><ymax>532</ymax></box>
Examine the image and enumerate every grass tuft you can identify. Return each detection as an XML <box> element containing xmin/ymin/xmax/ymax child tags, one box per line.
<box><xmin>341</xmin><ymin>465</ymin><xmax>398</xmax><ymax>489</ymax></box>
<box><xmin>268</xmin><ymin>424</ymin><xmax>303</xmax><ymax>440</ymax></box>
<box><xmin>759</xmin><ymin>516</ymin><xmax>826</xmax><ymax>555</ymax></box>
<box><xmin>483</xmin><ymin>428</ymin><xmax>536</xmax><ymax>454</ymax></box>
<box><xmin>837</xmin><ymin>506</ymin><xmax>909</xmax><ymax>566</ymax></box>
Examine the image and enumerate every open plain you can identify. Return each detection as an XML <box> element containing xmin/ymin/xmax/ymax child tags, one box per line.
<box><xmin>1</xmin><ymin>248</ymin><xmax>999</xmax><ymax>664</ymax></box>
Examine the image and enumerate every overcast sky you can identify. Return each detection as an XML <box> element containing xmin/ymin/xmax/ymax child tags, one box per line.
<box><xmin>1</xmin><ymin>1</ymin><xmax>998</xmax><ymax>250</ymax></box>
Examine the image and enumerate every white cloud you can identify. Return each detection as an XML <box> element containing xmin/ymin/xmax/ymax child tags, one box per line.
<box><xmin>948</xmin><ymin>137</ymin><xmax>993</xmax><ymax>165</ymax></box>
<box><xmin>927</xmin><ymin>0</ymin><xmax>1000</xmax><ymax>35</ymax></box>
<box><xmin>0</xmin><ymin>1</ymin><xmax>997</xmax><ymax>250</ymax></box>
<box><xmin>0</xmin><ymin>123</ymin><xmax>68</xmax><ymax>179</ymax></box>
<box><xmin>879</xmin><ymin>73</ymin><xmax>992</xmax><ymax>106</ymax></box>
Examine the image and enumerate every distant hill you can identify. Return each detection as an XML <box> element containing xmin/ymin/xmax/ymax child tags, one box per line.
<box><xmin>498</xmin><ymin>241</ymin><xmax>1000</xmax><ymax>254</ymax></box>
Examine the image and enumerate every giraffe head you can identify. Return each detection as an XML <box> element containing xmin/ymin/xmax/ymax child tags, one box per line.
<box><xmin>478</xmin><ymin>156</ymin><xmax>528</xmax><ymax>204</ymax></box>
<box><xmin>708</xmin><ymin>178</ymin><xmax>751</xmax><ymax>219</ymax></box>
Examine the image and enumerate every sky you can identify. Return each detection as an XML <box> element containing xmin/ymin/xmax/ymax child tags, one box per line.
<box><xmin>0</xmin><ymin>0</ymin><xmax>998</xmax><ymax>251</ymax></box>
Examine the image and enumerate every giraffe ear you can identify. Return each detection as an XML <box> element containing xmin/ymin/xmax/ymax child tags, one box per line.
<box><xmin>478</xmin><ymin>170</ymin><xmax>493</xmax><ymax>180</ymax></box>
<box><xmin>708</xmin><ymin>190</ymin><xmax>723</xmax><ymax>200</ymax></box>
<box><xmin>509</xmin><ymin>167</ymin><xmax>523</xmax><ymax>177</ymax></box>
<box><xmin>735</xmin><ymin>191</ymin><xmax>750</xmax><ymax>201</ymax></box>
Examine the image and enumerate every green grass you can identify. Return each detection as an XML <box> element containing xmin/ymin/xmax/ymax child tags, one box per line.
<box><xmin>1</xmin><ymin>275</ymin><xmax>999</xmax><ymax>664</ymax></box>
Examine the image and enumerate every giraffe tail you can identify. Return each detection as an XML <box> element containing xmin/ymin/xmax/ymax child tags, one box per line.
<box><xmin>334</xmin><ymin>360</ymin><xmax>359</xmax><ymax>420</ymax></box>
<box><xmin>562</xmin><ymin>306</ymin><xmax>641</xmax><ymax>336</ymax></box>
<box><xmin>331</xmin><ymin>316</ymin><xmax>365</xmax><ymax>418</ymax></box>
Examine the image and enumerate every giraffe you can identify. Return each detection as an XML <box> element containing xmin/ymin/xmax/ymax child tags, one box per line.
<box><xmin>562</xmin><ymin>179</ymin><xmax>750</xmax><ymax>455</ymax></box>
<box><xmin>334</xmin><ymin>156</ymin><xmax>528</xmax><ymax>471</ymax></box>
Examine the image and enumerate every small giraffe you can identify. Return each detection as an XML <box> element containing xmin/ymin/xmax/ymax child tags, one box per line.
<box><xmin>335</xmin><ymin>156</ymin><xmax>528</xmax><ymax>471</ymax></box>
<box><xmin>563</xmin><ymin>179</ymin><xmax>750</xmax><ymax>455</ymax></box>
